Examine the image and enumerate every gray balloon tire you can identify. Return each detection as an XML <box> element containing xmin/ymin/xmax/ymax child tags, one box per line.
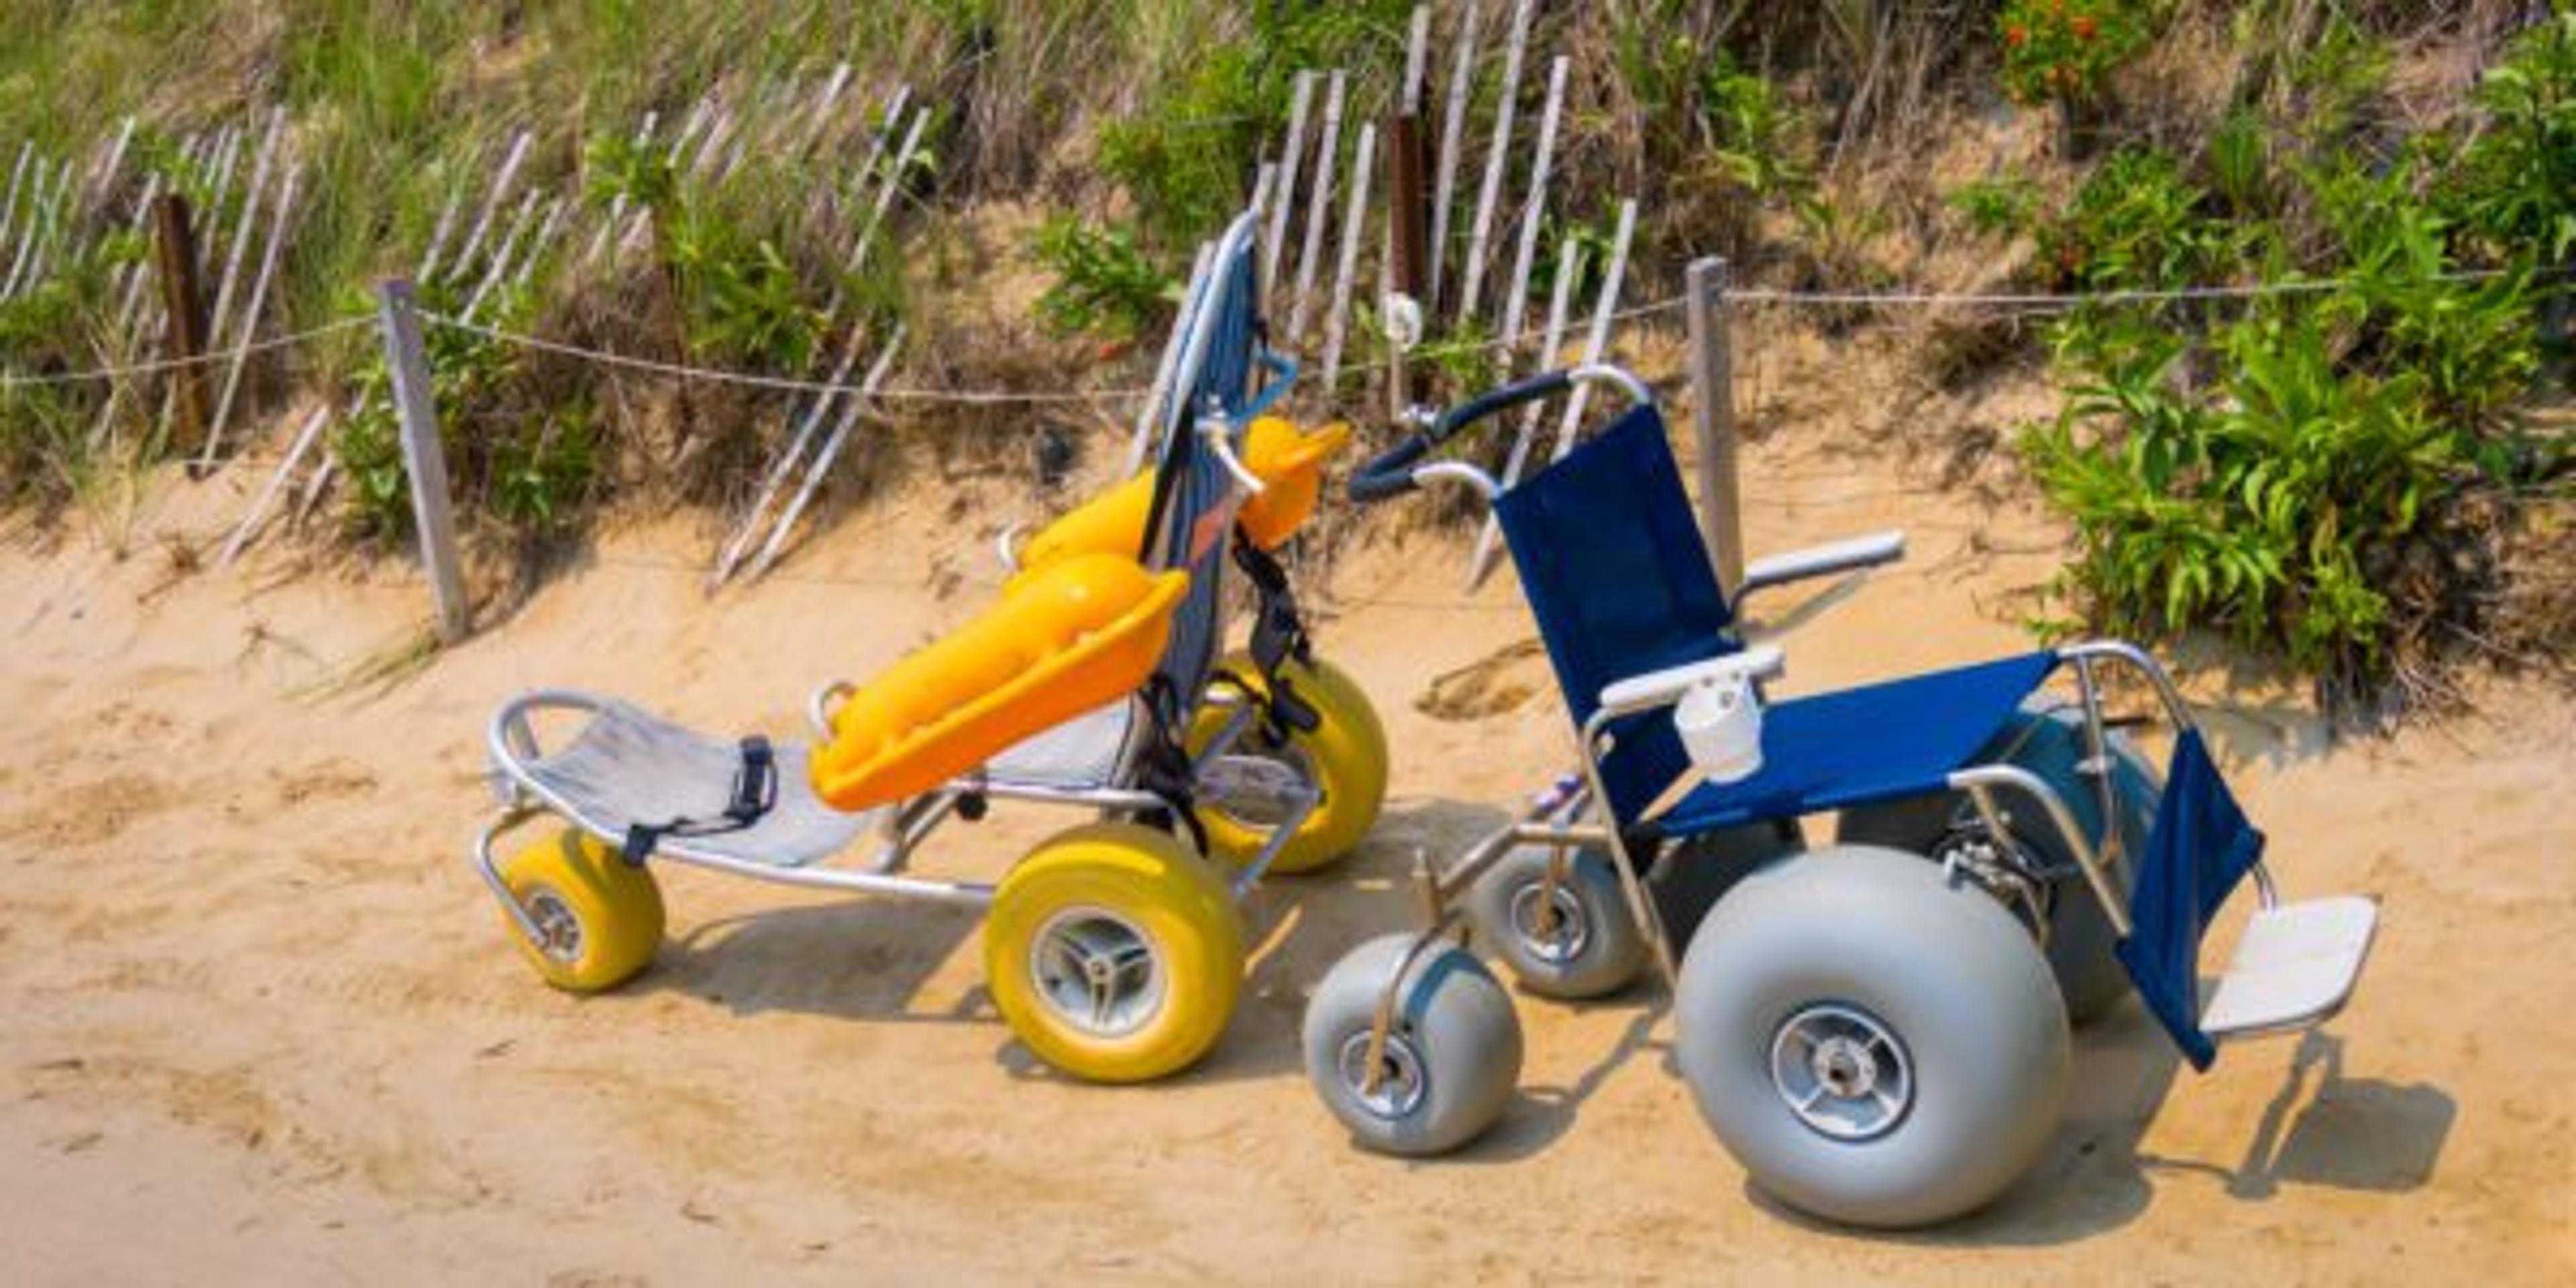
<box><xmin>1469</xmin><ymin>845</ymin><xmax>1650</xmax><ymax>1000</ymax></box>
<box><xmin>1303</xmin><ymin>933</ymin><xmax>1523</xmax><ymax>1157</ymax></box>
<box><xmin>1835</xmin><ymin>703</ymin><xmax>2159</xmax><ymax>1022</ymax></box>
<box><xmin>1674</xmin><ymin>845</ymin><xmax>2071</xmax><ymax>1228</ymax></box>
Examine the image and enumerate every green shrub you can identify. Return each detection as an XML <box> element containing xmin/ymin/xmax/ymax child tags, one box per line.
<box><xmin>1949</xmin><ymin>174</ymin><xmax>2044</xmax><ymax>237</ymax></box>
<box><xmin>2035</xmin><ymin>148</ymin><xmax>2243</xmax><ymax>290</ymax></box>
<box><xmin>2028</xmin><ymin>313</ymin><xmax>2453</xmax><ymax>679</ymax></box>
<box><xmin>1099</xmin><ymin>1</ymin><xmax>1411</xmax><ymax>249</ymax></box>
<box><xmin>2452</xmin><ymin>9</ymin><xmax>2576</xmax><ymax>265</ymax></box>
<box><xmin>1700</xmin><ymin>50</ymin><xmax>1815</xmax><ymax>207</ymax></box>
<box><xmin>1032</xmin><ymin>216</ymin><xmax>1177</xmax><ymax>342</ymax></box>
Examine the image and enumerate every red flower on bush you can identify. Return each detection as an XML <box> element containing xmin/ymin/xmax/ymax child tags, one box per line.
<box><xmin>1998</xmin><ymin>0</ymin><xmax>2151</xmax><ymax>105</ymax></box>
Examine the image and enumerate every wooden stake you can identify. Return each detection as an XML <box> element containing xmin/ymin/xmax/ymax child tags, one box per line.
<box><xmin>1247</xmin><ymin>160</ymin><xmax>1279</xmax><ymax>258</ymax></box>
<box><xmin>1428</xmin><ymin>0</ymin><xmax>1485</xmax><ymax>309</ymax></box>
<box><xmin>0</xmin><ymin>142</ymin><xmax>30</xmax><ymax>261</ymax></box>
<box><xmin>376</xmin><ymin>278</ymin><xmax>470</xmax><ymax>642</ymax></box>
<box><xmin>449</xmin><ymin>128</ymin><xmax>532</xmax><ymax>286</ymax></box>
<box><xmin>152</xmin><ymin>193</ymin><xmax>213</xmax><ymax>458</ymax></box>
<box><xmin>1321</xmin><ymin>122</ymin><xmax>1377</xmax><ymax>387</ymax></box>
<box><xmin>1387</xmin><ymin>111</ymin><xmax>1428</xmax><ymax>301</ymax></box>
<box><xmin>202</xmin><ymin>162</ymin><xmax>301</xmax><ymax>470</ymax></box>
<box><xmin>217</xmin><ymin>402</ymin><xmax>330</xmax><ymax>567</ymax></box>
<box><xmin>88</xmin><ymin>115</ymin><xmax>137</xmax><ymax>202</ymax></box>
<box><xmin>1686</xmin><ymin>257</ymin><xmax>1744</xmax><ymax>593</ymax></box>
<box><xmin>1289</xmin><ymin>70</ymin><xmax>1346</xmax><ymax>341</ymax></box>
<box><xmin>1495</xmin><ymin>56</ymin><xmax>1568</xmax><ymax>347</ymax></box>
<box><xmin>1264</xmin><ymin>70</ymin><xmax>1318</xmax><ymax>294</ymax></box>
<box><xmin>513</xmin><ymin>197</ymin><xmax>567</xmax><ymax>288</ymax></box>
<box><xmin>1466</xmin><ymin>234</ymin><xmax>1582</xmax><ymax>588</ymax></box>
<box><xmin>586</xmin><ymin>111</ymin><xmax>656</xmax><ymax>268</ymax></box>
<box><xmin>1</xmin><ymin>156</ymin><xmax>59</xmax><ymax>300</ymax></box>
<box><xmin>1402</xmin><ymin>5</ymin><xmax>1434</xmax><ymax>115</ymax></box>
<box><xmin>712</xmin><ymin>325</ymin><xmax>871</xmax><ymax>588</ymax></box>
<box><xmin>414</xmin><ymin>184</ymin><xmax>466</xmax><ymax>284</ymax></box>
<box><xmin>798</xmin><ymin>62</ymin><xmax>855</xmax><ymax>159</ymax></box>
<box><xmin>1546</xmin><ymin>199</ymin><xmax>1635</xmax><ymax>466</ymax></box>
<box><xmin>1458</xmin><ymin>0</ymin><xmax>1536</xmax><ymax>328</ymax></box>
<box><xmin>202</xmin><ymin>109</ymin><xmax>285</xmax><ymax>390</ymax></box>
<box><xmin>750</xmin><ymin>327</ymin><xmax>906</xmax><ymax>581</ymax></box>
<box><xmin>462</xmin><ymin>187</ymin><xmax>543</xmax><ymax>320</ymax></box>
<box><xmin>845</xmin><ymin>105</ymin><xmax>928</xmax><ymax>278</ymax></box>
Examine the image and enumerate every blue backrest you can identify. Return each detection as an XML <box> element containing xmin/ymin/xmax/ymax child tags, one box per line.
<box><xmin>1140</xmin><ymin>213</ymin><xmax>1269</xmax><ymax>718</ymax></box>
<box><xmin>1493</xmin><ymin>405</ymin><xmax>1738</xmax><ymax>824</ymax></box>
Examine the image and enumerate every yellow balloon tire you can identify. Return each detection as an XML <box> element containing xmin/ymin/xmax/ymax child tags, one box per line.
<box><xmin>984</xmin><ymin>824</ymin><xmax>1244</xmax><ymax>1083</ymax></box>
<box><xmin>1188</xmin><ymin>654</ymin><xmax>1389</xmax><ymax>875</ymax></box>
<box><xmin>498</xmin><ymin>826</ymin><xmax>665</xmax><ymax>994</ymax></box>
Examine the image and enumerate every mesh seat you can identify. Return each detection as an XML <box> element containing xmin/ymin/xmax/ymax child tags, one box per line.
<box><xmin>516</xmin><ymin>698</ymin><xmax>879</xmax><ymax>868</ymax></box>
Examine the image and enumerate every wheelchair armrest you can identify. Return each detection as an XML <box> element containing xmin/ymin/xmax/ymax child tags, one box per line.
<box><xmin>1597</xmin><ymin>644</ymin><xmax>1784</xmax><ymax>718</ymax></box>
<box><xmin>1737</xmin><ymin>531</ymin><xmax>1906</xmax><ymax>598</ymax></box>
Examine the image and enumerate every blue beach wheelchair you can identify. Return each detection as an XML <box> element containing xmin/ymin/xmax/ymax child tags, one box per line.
<box><xmin>1303</xmin><ymin>365</ymin><xmax>2380</xmax><ymax>1227</ymax></box>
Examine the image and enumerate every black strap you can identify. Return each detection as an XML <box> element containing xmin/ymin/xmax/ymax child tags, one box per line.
<box><xmin>1230</xmin><ymin>534</ymin><xmax>1320</xmax><ymax>739</ymax></box>
<box><xmin>621</xmin><ymin>736</ymin><xmax>777</xmax><ymax>865</ymax></box>
<box><xmin>1130</xmin><ymin>674</ymin><xmax>1208</xmax><ymax>853</ymax></box>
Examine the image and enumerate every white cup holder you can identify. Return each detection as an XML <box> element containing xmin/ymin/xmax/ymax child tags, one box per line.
<box><xmin>1675</xmin><ymin>674</ymin><xmax>1764</xmax><ymax>785</ymax></box>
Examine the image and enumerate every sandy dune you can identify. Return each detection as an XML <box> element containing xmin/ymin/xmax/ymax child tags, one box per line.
<box><xmin>2</xmin><ymin>435</ymin><xmax>2571</xmax><ymax>1284</ymax></box>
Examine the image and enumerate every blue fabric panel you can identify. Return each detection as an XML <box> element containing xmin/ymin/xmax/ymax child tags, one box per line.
<box><xmin>1494</xmin><ymin>406</ymin><xmax>1738</xmax><ymax>822</ymax></box>
<box><xmin>2115</xmin><ymin>729</ymin><xmax>2265</xmax><ymax>1071</ymax></box>
<box><xmin>1148</xmin><ymin>233</ymin><xmax>1262</xmax><ymax>707</ymax></box>
<box><xmin>1652</xmin><ymin>652</ymin><xmax>2060</xmax><ymax>834</ymax></box>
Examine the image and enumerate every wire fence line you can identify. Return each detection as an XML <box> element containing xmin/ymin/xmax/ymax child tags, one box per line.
<box><xmin>417</xmin><ymin>312</ymin><xmax>1159</xmax><ymax>406</ymax></box>
<box><xmin>0</xmin><ymin>316</ymin><xmax>372</xmax><ymax>389</ymax></box>
<box><xmin>0</xmin><ymin>266</ymin><xmax>2538</xmax><ymax>401</ymax></box>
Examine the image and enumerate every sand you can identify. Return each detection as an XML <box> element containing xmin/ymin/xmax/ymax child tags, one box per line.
<box><xmin>3</xmin><ymin>434</ymin><xmax>2572</xmax><ymax>1285</ymax></box>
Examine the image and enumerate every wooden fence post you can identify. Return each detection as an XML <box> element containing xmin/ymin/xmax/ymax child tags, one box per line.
<box><xmin>376</xmin><ymin>278</ymin><xmax>471</xmax><ymax>643</ymax></box>
<box><xmin>1387</xmin><ymin>111</ymin><xmax>1427</xmax><ymax>302</ymax></box>
<box><xmin>152</xmin><ymin>193</ymin><xmax>213</xmax><ymax>462</ymax></box>
<box><xmin>1686</xmin><ymin>256</ymin><xmax>1745</xmax><ymax>594</ymax></box>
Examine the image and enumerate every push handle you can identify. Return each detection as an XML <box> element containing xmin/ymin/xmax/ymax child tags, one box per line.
<box><xmin>1349</xmin><ymin>365</ymin><xmax>1655</xmax><ymax>506</ymax></box>
<box><xmin>1347</xmin><ymin>435</ymin><xmax>1432</xmax><ymax>504</ymax></box>
<box><xmin>1431</xmin><ymin>368</ymin><xmax>1576</xmax><ymax>441</ymax></box>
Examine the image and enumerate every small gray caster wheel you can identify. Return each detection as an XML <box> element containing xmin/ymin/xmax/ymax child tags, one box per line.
<box><xmin>1675</xmin><ymin>845</ymin><xmax>2070</xmax><ymax>1228</ymax></box>
<box><xmin>1469</xmin><ymin>845</ymin><xmax>1648</xmax><ymax>1000</ymax></box>
<box><xmin>1303</xmin><ymin>933</ymin><xmax>1522</xmax><ymax>1156</ymax></box>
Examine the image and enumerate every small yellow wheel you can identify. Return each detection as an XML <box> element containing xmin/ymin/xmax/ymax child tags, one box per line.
<box><xmin>497</xmin><ymin>826</ymin><xmax>665</xmax><ymax>993</ymax></box>
<box><xmin>984</xmin><ymin>823</ymin><xmax>1244</xmax><ymax>1082</ymax></box>
<box><xmin>1186</xmin><ymin>653</ymin><xmax>1389</xmax><ymax>875</ymax></box>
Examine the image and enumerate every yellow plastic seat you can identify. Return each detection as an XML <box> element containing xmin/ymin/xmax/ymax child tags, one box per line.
<box><xmin>809</xmin><ymin>551</ymin><xmax>1189</xmax><ymax>811</ymax></box>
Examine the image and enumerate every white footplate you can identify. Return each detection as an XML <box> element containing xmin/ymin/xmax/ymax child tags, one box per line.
<box><xmin>2202</xmin><ymin>895</ymin><xmax>2379</xmax><ymax>1040</ymax></box>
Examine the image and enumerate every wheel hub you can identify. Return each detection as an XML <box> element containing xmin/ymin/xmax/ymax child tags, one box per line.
<box><xmin>1334</xmin><ymin>1028</ymin><xmax>1428</xmax><ymax>1120</ymax></box>
<box><xmin>1769</xmin><ymin>1003</ymin><xmax>1913</xmax><ymax>1142</ymax></box>
<box><xmin>1508</xmin><ymin>877</ymin><xmax>1591</xmax><ymax>965</ymax></box>
<box><xmin>1809</xmin><ymin>1035</ymin><xmax>1876</xmax><ymax>1098</ymax></box>
<box><xmin>524</xmin><ymin>887</ymin><xmax>583</xmax><ymax>963</ymax></box>
<box><xmin>1203</xmin><ymin>743</ymin><xmax>1318</xmax><ymax>830</ymax></box>
<box><xmin>1030</xmin><ymin>906</ymin><xmax>1165</xmax><ymax>1038</ymax></box>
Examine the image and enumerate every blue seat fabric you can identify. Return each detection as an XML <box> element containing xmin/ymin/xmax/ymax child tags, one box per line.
<box><xmin>2115</xmin><ymin>729</ymin><xmax>2265</xmax><ymax>1070</ymax></box>
<box><xmin>1491</xmin><ymin>404</ymin><xmax>2053</xmax><ymax>837</ymax></box>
